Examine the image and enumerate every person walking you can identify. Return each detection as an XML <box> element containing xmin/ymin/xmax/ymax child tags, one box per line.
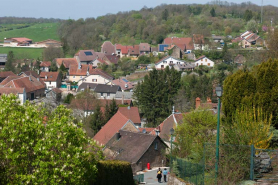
<box><xmin>163</xmin><ymin>168</ymin><xmax>168</xmax><ymax>182</ymax></box>
<box><xmin>157</xmin><ymin>168</ymin><xmax>162</xmax><ymax>183</ymax></box>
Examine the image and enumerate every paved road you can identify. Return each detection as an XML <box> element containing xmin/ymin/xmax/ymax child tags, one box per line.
<box><xmin>139</xmin><ymin>167</ymin><xmax>170</xmax><ymax>185</ymax></box>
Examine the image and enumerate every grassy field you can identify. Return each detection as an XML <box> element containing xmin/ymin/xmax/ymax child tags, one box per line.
<box><xmin>0</xmin><ymin>47</ymin><xmax>43</xmax><ymax>59</ymax></box>
<box><xmin>0</xmin><ymin>23</ymin><xmax>60</xmax><ymax>42</ymax></box>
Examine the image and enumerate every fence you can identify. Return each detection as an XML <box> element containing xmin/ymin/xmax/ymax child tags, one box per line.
<box><xmin>171</xmin><ymin>156</ymin><xmax>205</xmax><ymax>185</ymax></box>
<box><xmin>133</xmin><ymin>174</ymin><xmax>144</xmax><ymax>183</ymax></box>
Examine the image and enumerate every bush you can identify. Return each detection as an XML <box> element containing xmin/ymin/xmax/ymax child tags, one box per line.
<box><xmin>94</xmin><ymin>160</ymin><xmax>134</xmax><ymax>185</ymax></box>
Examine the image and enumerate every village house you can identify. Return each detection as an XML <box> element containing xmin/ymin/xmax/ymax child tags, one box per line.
<box><xmin>103</xmin><ymin>54</ymin><xmax>120</xmax><ymax>65</ymax></box>
<box><xmin>75</xmin><ymin>67</ymin><xmax>113</xmax><ymax>85</ymax></box>
<box><xmin>40</xmin><ymin>72</ymin><xmax>62</xmax><ymax>90</ymax></box>
<box><xmin>193</xmin><ymin>34</ymin><xmax>207</xmax><ymax>50</ymax></box>
<box><xmin>139</xmin><ymin>43</ymin><xmax>151</xmax><ymax>55</ymax></box>
<box><xmin>234</xmin><ymin>31</ymin><xmax>264</xmax><ymax>48</ymax></box>
<box><xmin>195</xmin><ymin>97</ymin><xmax>218</xmax><ymax>114</ymax></box>
<box><xmin>0</xmin><ymin>54</ymin><xmax>7</xmax><ymax>69</ymax></box>
<box><xmin>128</xmin><ymin>45</ymin><xmax>140</xmax><ymax>58</ymax></box>
<box><xmin>195</xmin><ymin>55</ymin><xmax>214</xmax><ymax>67</ymax></box>
<box><xmin>0</xmin><ymin>72</ymin><xmax>45</xmax><ymax>100</ymax></box>
<box><xmin>114</xmin><ymin>91</ymin><xmax>134</xmax><ymax>101</ymax></box>
<box><xmin>0</xmin><ymin>87</ymin><xmax>26</xmax><ymax>104</ymax></box>
<box><xmin>112</xmin><ymin>77</ymin><xmax>134</xmax><ymax>91</ymax></box>
<box><xmin>101</xmin><ymin>41</ymin><xmax>116</xmax><ymax>55</ymax></box>
<box><xmin>54</xmin><ymin>58</ymin><xmax>78</xmax><ymax>69</ymax></box>
<box><xmin>4</xmin><ymin>37</ymin><xmax>32</xmax><ymax>46</ymax></box>
<box><xmin>103</xmin><ymin>130</ymin><xmax>168</xmax><ymax>173</ymax></box>
<box><xmin>75</xmin><ymin>50</ymin><xmax>105</xmax><ymax>65</ymax></box>
<box><xmin>40</xmin><ymin>61</ymin><xmax>51</xmax><ymax>72</ymax></box>
<box><xmin>163</xmin><ymin>37</ymin><xmax>194</xmax><ymax>53</ymax></box>
<box><xmin>45</xmin><ymin>88</ymin><xmax>62</xmax><ymax>102</ymax></box>
<box><xmin>155</xmin><ymin>56</ymin><xmax>189</xmax><ymax>70</ymax></box>
<box><xmin>234</xmin><ymin>54</ymin><xmax>246</xmax><ymax>67</ymax></box>
<box><xmin>91</xmin><ymin>58</ymin><xmax>109</xmax><ymax>68</ymax></box>
<box><xmin>94</xmin><ymin>84</ymin><xmax>121</xmax><ymax>99</ymax></box>
<box><xmin>167</xmin><ymin>44</ymin><xmax>186</xmax><ymax>59</ymax></box>
<box><xmin>0</xmin><ymin>71</ymin><xmax>16</xmax><ymax>82</ymax></box>
<box><xmin>173</xmin><ymin>63</ymin><xmax>195</xmax><ymax>71</ymax></box>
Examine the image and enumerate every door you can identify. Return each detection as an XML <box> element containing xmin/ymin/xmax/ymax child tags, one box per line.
<box><xmin>31</xmin><ymin>93</ymin><xmax>35</xmax><ymax>100</ymax></box>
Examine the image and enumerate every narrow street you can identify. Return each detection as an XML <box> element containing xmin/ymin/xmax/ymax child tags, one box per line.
<box><xmin>138</xmin><ymin>167</ymin><xmax>170</xmax><ymax>185</ymax></box>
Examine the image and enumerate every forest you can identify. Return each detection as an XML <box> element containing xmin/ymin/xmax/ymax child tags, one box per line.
<box><xmin>57</xmin><ymin>2</ymin><xmax>278</xmax><ymax>54</ymax></box>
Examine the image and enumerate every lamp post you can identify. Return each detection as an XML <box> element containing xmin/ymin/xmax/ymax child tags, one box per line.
<box><xmin>170</xmin><ymin>128</ymin><xmax>174</xmax><ymax>169</ymax></box>
<box><xmin>215</xmin><ymin>84</ymin><xmax>223</xmax><ymax>180</ymax></box>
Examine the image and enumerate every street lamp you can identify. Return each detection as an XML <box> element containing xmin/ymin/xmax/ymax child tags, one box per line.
<box><xmin>170</xmin><ymin>128</ymin><xmax>174</xmax><ymax>169</ymax></box>
<box><xmin>215</xmin><ymin>84</ymin><xmax>222</xmax><ymax>180</ymax></box>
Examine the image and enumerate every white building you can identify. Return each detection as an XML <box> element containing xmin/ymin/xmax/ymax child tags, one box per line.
<box><xmin>195</xmin><ymin>55</ymin><xmax>214</xmax><ymax>67</ymax></box>
<box><xmin>155</xmin><ymin>56</ymin><xmax>187</xmax><ymax>70</ymax></box>
<box><xmin>40</xmin><ymin>72</ymin><xmax>61</xmax><ymax>90</ymax></box>
<box><xmin>0</xmin><ymin>87</ymin><xmax>26</xmax><ymax>105</ymax></box>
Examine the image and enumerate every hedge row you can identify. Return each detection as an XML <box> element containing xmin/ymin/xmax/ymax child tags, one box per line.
<box><xmin>94</xmin><ymin>160</ymin><xmax>134</xmax><ymax>185</ymax></box>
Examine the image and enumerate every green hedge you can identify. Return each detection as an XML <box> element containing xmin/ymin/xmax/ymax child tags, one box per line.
<box><xmin>94</xmin><ymin>160</ymin><xmax>134</xmax><ymax>185</ymax></box>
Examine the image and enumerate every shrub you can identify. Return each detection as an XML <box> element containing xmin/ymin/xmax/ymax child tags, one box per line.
<box><xmin>94</xmin><ymin>160</ymin><xmax>134</xmax><ymax>185</ymax></box>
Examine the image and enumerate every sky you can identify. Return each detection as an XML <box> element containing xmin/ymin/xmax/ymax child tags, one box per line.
<box><xmin>0</xmin><ymin>0</ymin><xmax>276</xmax><ymax>20</ymax></box>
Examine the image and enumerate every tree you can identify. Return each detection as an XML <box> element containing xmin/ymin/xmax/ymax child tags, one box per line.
<box><xmin>4</xmin><ymin>51</ymin><xmax>15</xmax><ymax>72</ymax></box>
<box><xmin>42</xmin><ymin>45</ymin><xmax>64</xmax><ymax>61</ymax></box>
<box><xmin>246</xmin><ymin>20</ymin><xmax>257</xmax><ymax>33</ymax></box>
<box><xmin>50</xmin><ymin>61</ymin><xmax>58</xmax><ymax>71</ymax></box>
<box><xmin>0</xmin><ymin>94</ymin><xmax>103</xmax><ymax>184</ymax></box>
<box><xmin>89</xmin><ymin>104</ymin><xmax>104</xmax><ymax>135</ymax></box>
<box><xmin>64</xmin><ymin>93</ymin><xmax>74</xmax><ymax>104</ymax></box>
<box><xmin>210</xmin><ymin>7</ymin><xmax>216</xmax><ymax>17</ymax></box>
<box><xmin>267</xmin><ymin>29</ymin><xmax>278</xmax><ymax>58</ymax></box>
<box><xmin>133</xmin><ymin>67</ymin><xmax>181</xmax><ymax>126</ymax></box>
<box><xmin>224</xmin><ymin>26</ymin><xmax>232</xmax><ymax>35</ymax></box>
<box><xmin>224</xmin><ymin>105</ymin><xmax>273</xmax><ymax>149</ymax></box>
<box><xmin>222</xmin><ymin>58</ymin><xmax>278</xmax><ymax>127</ymax></box>
<box><xmin>175</xmin><ymin>109</ymin><xmax>217</xmax><ymax>162</ymax></box>
<box><xmin>244</xmin><ymin>9</ymin><xmax>253</xmax><ymax>22</ymax></box>
<box><xmin>103</xmin><ymin>99</ymin><xmax>118</xmax><ymax>123</ymax></box>
<box><xmin>162</xmin><ymin>9</ymin><xmax>169</xmax><ymax>21</ymax></box>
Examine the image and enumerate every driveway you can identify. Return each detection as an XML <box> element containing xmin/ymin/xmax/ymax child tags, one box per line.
<box><xmin>137</xmin><ymin>167</ymin><xmax>170</xmax><ymax>185</ymax></box>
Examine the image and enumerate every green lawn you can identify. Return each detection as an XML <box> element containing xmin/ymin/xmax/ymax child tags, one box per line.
<box><xmin>0</xmin><ymin>47</ymin><xmax>43</xmax><ymax>59</ymax></box>
<box><xmin>0</xmin><ymin>23</ymin><xmax>60</xmax><ymax>42</ymax></box>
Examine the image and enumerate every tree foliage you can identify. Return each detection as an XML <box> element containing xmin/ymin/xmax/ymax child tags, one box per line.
<box><xmin>133</xmin><ymin>67</ymin><xmax>181</xmax><ymax>126</ymax></box>
<box><xmin>0</xmin><ymin>94</ymin><xmax>103</xmax><ymax>184</ymax></box>
<box><xmin>175</xmin><ymin>109</ymin><xmax>217</xmax><ymax>162</ymax></box>
<box><xmin>43</xmin><ymin>45</ymin><xmax>64</xmax><ymax>62</ymax></box>
<box><xmin>222</xmin><ymin>58</ymin><xmax>278</xmax><ymax>127</ymax></box>
<box><xmin>210</xmin><ymin>7</ymin><xmax>216</xmax><ymax>17</ymax></box>
<box><xmin>4</xmin><ymin>51</ymin><xmax>15</xmax><ymax>73</ymax></box>
<box><xmin>224</xmin><ymin>105</ymin><xmax>273</xmax><ymax>149</ymax></box>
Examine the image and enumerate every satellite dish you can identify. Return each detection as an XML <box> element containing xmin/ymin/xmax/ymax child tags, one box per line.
<box><xmin>142</xmin><ymin>129</ymin><xmax>146</xmax><ymax>134</ymax></box>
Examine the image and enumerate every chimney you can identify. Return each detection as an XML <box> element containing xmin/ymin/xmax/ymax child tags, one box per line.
<box><xmin>127</xmin><ymin>106</ymin><xmax>130</xmax><ymax>110</ymax></box>
<box><xmin>196</xmin><ymin>97</ymin><xmax>201</xmax><ymax>109</ymax></box>
<box><xmin>116</xmin><ymin>132</ymin><xmax>121</xmax><ymax>140</ymax></box>
<box><xmin>45</xmin><ymin>76</ymin><xmax>48</xmax><ymax>80</ymax></box>
<box><xmin>122</xmin><ymin>94</ymin><xmax>124</xmax><ymax>104</ymax></box>
<box><xmin>207</xmin><ymin>97</ymin><xmax>212</xmax><ymax>104</ymax></box>
<box><xmin>37</xmin><ymin>70</ymin><xmax>40</xmax><ymax>74</ymax></box>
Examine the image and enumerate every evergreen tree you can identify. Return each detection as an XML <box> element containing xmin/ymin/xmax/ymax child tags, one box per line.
<box><xmin>244</xmin><ymin>9</ymin><xmax>253</xmax><ymax>22</ymax></box>
<box><xmin>210</xmin><ymin>7</ymin><xmax>216</xmax><ymax>17</ymax></box>
<box><xmin>60</xmin><ymin>62</ymin><xmax>66</xmax><ymax>72</ymax></box>
<box><xmin>4</xmin><ymin>51</ymin><xmax>15</xmax><ymax>73</ymax></box>
<box><xmin>162</xmin><ymin>9</ymin><xmax>169</xmax><ymax>21</ymax></box>
<box><xmin>109</xmin><ymin>99</ymin><xmax>118</xmax><ymax>118</ymax></box>
<box><xmin>50</xmin><ymin>61</ymin><xmax>58</xmax><ymax>71</ymax></box>
<box><xmin>90</xmin><ymin>104</ymin><xmax>104</xmax><ymax>134</ymax></box>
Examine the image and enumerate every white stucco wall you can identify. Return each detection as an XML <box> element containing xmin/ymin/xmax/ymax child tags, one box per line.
<box><xmin>155</xmin><ymin>56</ymin><xmax>186</xmax><ymax>69</ymax></box>
<box><xmin>77</xmin><ymin>75</ymin><xmax>112</xmax><ymax>86</ymax></box>
<box><xmin>195</xmin><ymin>57</ymin><xmax>214</xmax><ymax>67</ymax></box>
<box><xmin>18</xmin><ymin>91</ymin><xmax>26</xmax><ymax>105</ymax></box>
<box><xmin>44</xmin><ymin>81</ymin><xmax>57</xmax><ymax>89</ymax></box>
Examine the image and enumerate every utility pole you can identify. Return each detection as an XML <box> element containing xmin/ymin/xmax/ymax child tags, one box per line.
<box><xmin>261</xmin><ymin>0</ymin><xmax>263</xmax><ymax>24</ymax></box>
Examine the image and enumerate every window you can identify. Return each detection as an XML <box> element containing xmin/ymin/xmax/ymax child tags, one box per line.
<box><xmin>208</xmin><ymin>63</ymin><xmax>210</xmax><ymax>66</ymax></box>
<box><xmin>163</xmin><ymin>61</ymin><xmax>166</xmax><ymax>64</ymax></box>
<box><xmin>201</xmin><ymin>63</ymin><xmax>203</xmax><ymax>65</ymax></box>
<box><xmin>177</xmin><ymin>62</ymin><xmax>180</xmax><ymax>64</ymax></box>
<box><xmin>92</xmin><ymin>79</ymin><xmax>97</xmax><ymax>82</ymax></box>
<box><xmin>73</xmin><ymin>76</ymin><xmax>75</xmax><ymax>78</ymax></box>
<box><xmin>170</xmin><ymin>61</ymin><xmax>173</xmax><ymax>64</ymax></box>
<box><xmin>205</xmin><ymin>59</ymin><xmax>207</xmax><ymax>62</ymax></box>
<box><xmin>107</xmin><ymin>93</ymin><xmax>110</xmax><ymax>97</ymax></box>
<box><xmin>101</xmin><ymin>93</ymin><xmax>103</xmax><ymax>97</ymax></box>
<box><xmin>155</xmin><ymin>142</ymin><xmax>158</xmax><ymax>150</ymax></box>
<box><xmin>201</xmin><ymin>59</ymin><xmax>203</xmax><ymax>61</ymax></box>
<box><xmin>161</xmin><ymin>65</ymin><xmax>164</xmax><ymax>69</ymax></box>
<box><xmin>80</xmin><ymin>76</ymin><xmax>82</xmax><ymax>79</ymax></box>
<box><xmin>49</xmin><ymin>81</ymin><xmax>51</xmax><ymax>85</ymax></box>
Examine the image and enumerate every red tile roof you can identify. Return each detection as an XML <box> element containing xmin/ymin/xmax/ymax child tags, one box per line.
<box><xmin>112</xmin><ymin>78</ymin><xmax>134</xmax><ymax>91</ymax></box>
<box><xmin>10</xmin><ymin>37</ymin><xmax>32</xmax><ymax>43</ymax></box>
<box><xmin>195</xmin><ymin>55</ymin><xmax>206</xmax><ymax>61</ymax></box>
<box><xmin>70</xmin><ymin>65</ymin><xmax>113</xmax><ymax>80</ymax></box>
<box><xmin>104</xmin><ymin>55</ymin><xmax>120</xmax><ymax>65</ymax></box>
<box><xmin>20</xmin><ymin>71</ymin><xmax>40</xmax><ymax>78</ymax></box>
<box><xmin>139</xmin><ymin>43</ymin><xmax>150</xmax><ymax>52</ymax></box>
<box><xmin>0</xmin><ymin>87</ymin><xmax>25</xmax><ymax>94</ymax></box>
<box><xmin>0</xmin><ymin>71</ymin><xmax>16</xmax><ymax>78</ymax></box>
<box><xmin>54</xmin><ymin>58</ymin><xmax>78</xmax><ymax>68</ymax></box>
<box><xmin>93</xmin><ymin>111</ymin><xmax>131</xmax><ymax>145</ymax></box>
<box><xmin>40</xmin><ymin>72</ymin><xmax>60</xmax><ymax>82</ymax></box>
<box><xmin>138</xmin><ymin>127</ymin><xmax>156</xmax><ymax>133</ymax></box>
<box><xmin>40</xmin><ymin>61</ymin><xmax>51</xmax><ymax>67</ymax></box>
<box><xmin>118</xmin><ymin>107</ymin><xmax>141</xmax><ymax>124</ymax></box>
<box><xmin>193</xmin><ymin>34</ymin><xmax>205</xmax><ymax>44</ymax></box>
<box><xmin>163</xmin><ymin>37</ymin><xmax>194</xmax><ymax>50</ymax></box>
<box><xmin>101</xmin><ymin>41</ymin><xmax>116</xmax><ymax>55</ymax></box>
<box><xmin>2</xmin><ymin>76</ymin><xmax>45</xmax><ymax>93</ymax></box>
<box><xmin>128</xmin><ymin>45</ymin><xmax>140</xmax><ymax>55</ymax></box>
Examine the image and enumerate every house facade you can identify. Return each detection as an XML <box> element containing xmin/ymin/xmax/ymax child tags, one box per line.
<box><xmin>0</xmin><ymin>54</ymin><xmax>7</xmax><ymax>68</ymax></box>
<box><xmin>195</xmin><ymin>55</ymin><xmax>214</xmax><ymax>67</ymax></box>
<box><xmin>40</xmin><ymin>72</ymin><xmax>62</xmax><ymax>90</ymax></box>
<box><xmin>103</xmin><ymin>130</ymin><xmax>168</xmax><ymax>173</ymax></box>
<box><xmin>76</xmin><ymin>67</ymin><xmax>113</xmax><ymax>85</ymax></box>
<box><xmin>94</xmin><ymin>84</ymin><xmax>121</xmax><ymax>99</ymax></box>
<box><xmin>40</xmin><ymin>61</ymin><xmax>51</xmax><ymax>72</ymax></box>
<box><xmin>155</xmin><ymin>56</ymin><xmax>188</xmax><ymax>70</ymax></box>
<box><xmin>0</xmin><ymin>87</ymin><xmax>26</xmax><ymax>104</ymax></box>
